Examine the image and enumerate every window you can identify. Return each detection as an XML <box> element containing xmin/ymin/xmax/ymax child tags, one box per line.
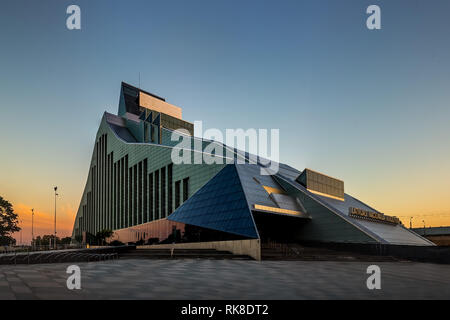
<box><xmin>161</xmin><ymin>167</ymin><xmax>166</xmax><ymax>218</ymax></box>
<box><xmin>144</xmin><ymin>123</ymin><xmax>149</xmax><ymax>142</ymax></box>
<box><xmin>138</xmin><ymin>162</ymin><xmax>143</xmax><ymax>224</ymax></box>
<box><xmin>114</xmin><ymin>162</ymin><xmax>117</xmax><ymax>230</ymax></box>
<box><xmin>155</xmin><ymin>170</ymin><xmax>160</xmax><ymax>220</ymax></box>
<box><xmin>168</xmin><ymin>164</ymin><xmax>173</xmax><ymax>214</ymax></box>
<box><xmin>183</xmin><ymin>177</ymin><xmax>189</xmax><ymax>202</ymax></box>
<box><xmin>149</xmin><ymin>172</ymin><xmax>153</xmax><ymax>221</ymax></box>
<box><xmin>87</xmin><ymin>192</ymin><xmax>91</xmax><ymax>233</ymax></box>
<box><xmin>107</xmin><ymin>153</ymin><xmax>110</xmax><ymax>229</ymax></box>
<box><xmin>125</xmin><ymin>157</ymin><xmax>130</xmax><ymax>227</ymax></box>
<box><xmin>143</xmin><ymin>159</ymin><xmax>148</xmax><ymax>223</ymax></box>
<box><xmin>175</xmin><ymin>180</ymin><xmax>181</xmax><ymax>209</ymax></box>
<box><xmin>133</xmin><ymin>164</ymin><xmax>138</xmax><ymax>225</ymax></box>
<box><xmin>121</xmin><ymin>158</ymin><xmax>125</xmax><ymax>229</ymax></box>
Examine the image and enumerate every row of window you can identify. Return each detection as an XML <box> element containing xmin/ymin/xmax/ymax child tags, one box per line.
<box><xmin>80</xmin><ymin>134</ymin><xmax>113</xmax><ymax>236</ymax></box>
<box><xmin>78</xmin><ymin>134</ymin><xmax>190</xmax><ymax>236</ymax></box>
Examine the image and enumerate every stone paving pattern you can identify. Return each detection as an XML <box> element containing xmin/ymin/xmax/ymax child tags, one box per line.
<box><xmin>0</xmin><ymin>259</ymin><xmax>449</xmax><ymax>300</ymax></box>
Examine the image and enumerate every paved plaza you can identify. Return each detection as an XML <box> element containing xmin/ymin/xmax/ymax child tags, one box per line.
<box><xmin>0</xmin><ymin>259</ymin><xmax>449</xmax><ymax>300</ymax></box>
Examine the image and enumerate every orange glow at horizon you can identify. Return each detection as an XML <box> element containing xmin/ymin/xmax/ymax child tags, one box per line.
<box><xmin>3</xmin><ymin>159</ymin><xmax>450</xmax><ymax>245</ymax></box>
<box><xmin>11</xmin><ymin>203</ymin><xmax>75</xmax><ymax>245</ymax></box>
<box><xmin>9</xmin><ymin>199</ymin><xmax>450</xmax><ymax>246</ymax></box>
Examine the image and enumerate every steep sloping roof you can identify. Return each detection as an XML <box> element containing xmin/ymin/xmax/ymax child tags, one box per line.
<box><xmin>276</xmin><ymin>176</ymin><xmax>434</xmax><ymax>246</ymax></box>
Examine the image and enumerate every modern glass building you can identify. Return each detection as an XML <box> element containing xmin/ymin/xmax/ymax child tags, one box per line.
<box><xmin>71</xmin><ymin>82</ymin><xmax>433</xmax><ymax>248</ymax></box>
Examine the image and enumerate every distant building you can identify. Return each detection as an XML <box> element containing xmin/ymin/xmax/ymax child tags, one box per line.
<box><xmin>71</xmin><ymin>82</ymin><xmax>433</xmax><ymax>248</ymax></box>
<box><xmin>412</xmin><ymin>227</ymin><xmax>450</xmax><ymax>246</ymax></box>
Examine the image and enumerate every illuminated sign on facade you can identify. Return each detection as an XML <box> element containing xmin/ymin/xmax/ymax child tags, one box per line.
<box><xmin>349</xmin><ymin>207</ymin><xmax>400</xmax><ymax>225</ymax></box>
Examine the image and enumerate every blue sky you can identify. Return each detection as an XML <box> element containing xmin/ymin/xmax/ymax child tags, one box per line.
<box><xmin>1</xmin><ymin>0</ymin><xmax>450</xmax><ymax>237</ymax></box>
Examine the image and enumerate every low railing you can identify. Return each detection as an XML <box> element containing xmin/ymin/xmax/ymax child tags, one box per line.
<box><xmin>0</xmin><ymin>245</ymin><xmax>133</xmax><ymax>265</ymax></box>
<box><xmin>0</xmin><ymin>244</ymin><xmax>85</xmax><ymax>254</ymax></box>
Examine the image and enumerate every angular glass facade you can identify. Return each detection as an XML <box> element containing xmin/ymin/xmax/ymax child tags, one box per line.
<box><xmin>168</xmin><ymin>165</ymin><xmax>259</xmax><ymax>239</ymax></box>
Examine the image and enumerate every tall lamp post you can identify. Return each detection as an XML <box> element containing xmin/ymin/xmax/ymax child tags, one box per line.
<box><xmin>54</xmin><ymin>186</ymin><xmax>59</xmax><ymax>249</ymax></box>
<box><xmin>31</xmin><ymin>208</ymin><xmax>34</xmax><ymax>248</ymax></box>
<box><xmin>20</xmin><ymin>219</ymin><xmax>23</xmax><ymax>246</ymax></box>
<box><xmin>422</xmin><ymin>220</ymin><xmax>426</xmax><ymax>236</ymax></box>
<box><xmin>409</xmin><ymin>217</ymin><xmax>413</xmax><ymax>229</ymax></box>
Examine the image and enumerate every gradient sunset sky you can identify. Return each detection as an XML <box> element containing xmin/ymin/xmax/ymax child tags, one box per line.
<box><xmin>1</xmin><ymin>0</ymin><xmax>450</xmax><ymax>244</ymax></box>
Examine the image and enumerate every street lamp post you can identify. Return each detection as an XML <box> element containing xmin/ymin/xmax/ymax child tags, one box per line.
<box><xmin>54</xmin><ymin>186</ymin><xmax>59</xmax><ymax>249</ymax></box>
<box><xmin>422</xmin><ymin>220</ymin><xmax>426</xmax><ymax>236</ymax></box>
<box><xmin>31</xmin><ymin>208</ymin><xmax>34</xmax><ymax>248</ymax></box>
<box><xmin>410</xmin><ymin>217</ymin><xmax>413</xmax><ymax>229</ymax></box>
<box><xmin>20</xmin><ymin>219</ymin><xmax>22</xmax><ymax>246</ymax></box>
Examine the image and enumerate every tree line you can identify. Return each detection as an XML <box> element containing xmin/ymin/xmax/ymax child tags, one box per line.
<box><xmin>0</xmin><ymin>196</ymin><xmax>20</xmax><ymax>245</ymax></box>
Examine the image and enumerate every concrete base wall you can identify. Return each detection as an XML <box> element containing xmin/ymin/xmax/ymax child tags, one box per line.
<box><xmin>426</xmin><ymin>236</ymin><xmax>450</xmax><ymax>246</ymax></box>
<box><xmin>301</xmin><ymin>241</ymin><xmax>450</xmax><ymax>264</ymax></box>
<box><xmin>137</xmin><ymin>239</ymin><xmax>261</xmax><ymax>261</ymax></box>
